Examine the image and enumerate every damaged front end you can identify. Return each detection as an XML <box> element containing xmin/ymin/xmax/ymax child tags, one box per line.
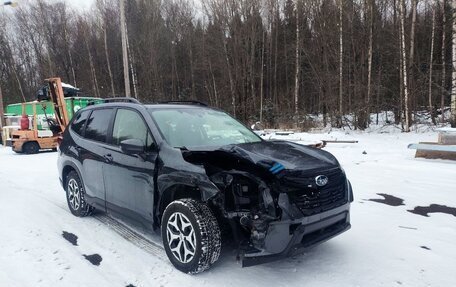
<box><xmin>181</xmin><ymin>141</ymin><xmax>353</xmax><ymax>267</ymax></box>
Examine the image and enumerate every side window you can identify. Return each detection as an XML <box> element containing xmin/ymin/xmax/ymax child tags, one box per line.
<box><xmin>71</xmin><ymin>110</ymin><xmax>90</xmax><ymax>136</ymax></box>
<box><xmin>112</xmin><ymin>109</ymin><xmax>154</xmax><ymax>149</ymax></box>
<box><xmin>85</xmin><ymin>109</ymin><xmax>113</xmax><ymax>143</ymax></box>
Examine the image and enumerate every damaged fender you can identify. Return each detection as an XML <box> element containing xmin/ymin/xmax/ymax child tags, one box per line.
<box><xmin>154</xmin><ymin>143</ymin><xmax>222</xmax><ymax>221</ymax></box>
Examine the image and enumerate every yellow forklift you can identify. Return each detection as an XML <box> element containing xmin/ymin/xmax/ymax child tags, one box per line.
<box><xmin>11</xmin><ymin>78</ymin><xmax>69</xmax><ymax>154</ymax></box>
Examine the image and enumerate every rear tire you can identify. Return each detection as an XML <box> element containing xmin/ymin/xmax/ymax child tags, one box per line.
<box><xmin>23</xmin><ymin>142</ymin><xmax>40</xmax><ymax>154</ymax></box>
<box><xmin>65</xmin><ymin>171</ymin><xmax>94</xmax><ymax>217</ymax></box>
<box><xmin>161</xmin><ymin>199</ymin><xmax>221</xmax><ymax>274</ymax></box>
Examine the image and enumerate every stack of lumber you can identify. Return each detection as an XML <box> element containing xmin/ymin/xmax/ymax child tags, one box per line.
<box><xmin>408</xmin><ymin>128</ymin><xmax>456</xmax><ymax>160</ymax></box>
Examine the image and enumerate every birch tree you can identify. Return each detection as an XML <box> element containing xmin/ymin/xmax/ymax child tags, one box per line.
<box><xmin>400</xmin><ymin>0</ymin><xmax>410</xmax><ymax>131</ymax></box>
<box><xmin>428</xmin><ymin>2</ymin><xmax>436</xmax><ymax>124</ymax></box>
<box><xmin>441</xmin><ymin>0</ymin><xmax>447</xmax><ymax>123</ymax></box>
<box><xmin>366</xmin><ymin>0</ymin><xmax>374</xmax><ymax>125</ymax></box>
<box><xmin>408</xmin><ymin>0</ymin><xmax>418</xmax><ymax>123</ymax></box>
<box><xmin>293</xmin><ymin>0</ymin><xmax>300</xmax><ymax>125</ymax></box>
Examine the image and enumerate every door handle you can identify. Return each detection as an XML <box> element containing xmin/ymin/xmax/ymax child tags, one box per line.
<box><xmin>103</xmin><ymin>154</ymin><xmax>113</xmax><ymax>163</ymax></box>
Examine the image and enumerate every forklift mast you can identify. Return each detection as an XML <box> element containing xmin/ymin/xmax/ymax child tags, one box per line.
<box><xmin>45</xmin><ymin>78</ymin><xmax>69</xmax><ymax>133</ymax></box>
<box><xmin>10</xmin><ymin>77</ymin><xmax>71</xmax><ymax>154</ymax></box>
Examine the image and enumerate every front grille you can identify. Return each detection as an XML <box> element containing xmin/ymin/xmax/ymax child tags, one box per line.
<box><xmin>284</xmin><ymin>168</ymin><xmax>347</xmax><ymax>216</ymax></box>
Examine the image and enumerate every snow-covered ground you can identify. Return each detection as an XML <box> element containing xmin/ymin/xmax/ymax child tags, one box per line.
<box><xmin>1</xmin><ymin>130</ymin><xmax>455</xmax><ymax>287</ymax></box>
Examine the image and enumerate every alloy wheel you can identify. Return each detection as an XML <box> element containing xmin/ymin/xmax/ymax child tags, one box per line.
<box><xmin>166</xmin><ymin>212</ymin><xmax>197</xmax><ymax>263</ymax></box>
<box><xmin>68</xmin><ymin>178</ymin><xmax>81</xmax><ymax>210</ymax></box>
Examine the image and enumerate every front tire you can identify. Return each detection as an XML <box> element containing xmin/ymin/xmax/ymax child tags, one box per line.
<box><xmin>65</xmin><ymin>171</ymin><xmax>94</xmax><ymax>217</ymax></box>
<box><xmin>161</xmin><ymin>199</ymin><xmax>221</xmax><ymax>274</ymax></box>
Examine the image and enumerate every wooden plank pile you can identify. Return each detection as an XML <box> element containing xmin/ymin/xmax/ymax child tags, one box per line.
<box><xmin>408</xmin><ymin>128</ymin><xmax>456</xmax><ymax>160</ymax></box>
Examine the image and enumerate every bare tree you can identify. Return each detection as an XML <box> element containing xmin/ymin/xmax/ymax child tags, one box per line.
<box><xmin>338</xmin><ymin>0</ymin><xmax>343</xmax><ymax>124</ymax></box>
<box><xmin>294</xmin><ymin>0</ymin><xmax>300</xmax><ymax>125</ymax></box>
<box><xmin>97</xmin><ymin>0</ymin><xmax>115</xmax><ymax>97</ymax></box>
<box><xmin>0</xmin><ymin>84</ymin><xmax>4</xmax><ymax>128</ymax></box>
<box><xmin>81</xmin><ymin>18</ymin><xmax>100</xmax><ymax>98</ymax></box>
<box><xmin>429</xmin><ymin>2</ymin><xmax>436</xmax><ymax>124</ymax></box>
<box><xmin>120</xmin><ymin>0</ymin><xmax>131</xmax><ymax>97</ymax></box>
<box><xmin>64</xmin><ymin>25</ymin><xmax>77</xmax><ymax>87</ymax></box>
<box><xmin>126</xmin><ymin>25</ymin><xmax>138</xmax><ymax>99</ymax></box>
<box><xmin>400</xmin><ymin>0</ymin><xmax>410</xmax><ymax>131</ymax></box>
<box><xmin>441</xmin><ymin>0</ymin><xmax>447</xmax><ymax>123</ymax></box>
<box><xmin>408</xmin><ymin>0</ymin><xmax>418</xmax><ymax>123</ymax></box>
<box><xmin>366</xmin><ymin>0</ymin><xmax>374</xmax><ymax>124</ymax></box>
<box><xmin>451</xmin><ymin>0</ymin><xmax>456</xmax><ymax>126</ymax></box>
<box><xmin>260</xmin><ymin>30</ymin><xmax>265</xmax><ymax>122</ymax></box>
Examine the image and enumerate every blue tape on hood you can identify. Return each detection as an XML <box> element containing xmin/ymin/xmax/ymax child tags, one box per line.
<box><xmin>269</xmin><ymin>162</ymin><xmax>285</xmax><ymax>174</ymax></box>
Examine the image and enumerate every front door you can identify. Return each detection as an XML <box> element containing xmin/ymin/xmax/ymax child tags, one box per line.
<box><xmin>103</xmin><ymin>108</ymin><xmax>157</xmax><ymax>226</ymax></box>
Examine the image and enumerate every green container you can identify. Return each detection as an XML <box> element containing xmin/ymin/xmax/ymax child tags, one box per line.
<box><xmin>5</xmin><ymin>97</ymin><xmax>102</xmax><ymax>130</ymax></box>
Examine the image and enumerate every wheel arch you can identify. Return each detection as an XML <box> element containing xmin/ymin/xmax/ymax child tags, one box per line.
<box><xmin>156</xmin><ymin>173</ymin><xmax>221</xmax><ymax>224</ymax></box>
<box><xmin>61</xmin><ymin>162</ymin><xmax>83</xmax><ymax>188</ymax></box>
<box><xmin>157</xmin><ymin>184</ymin><xmax>202</xmax><ymax>222</ymax></box>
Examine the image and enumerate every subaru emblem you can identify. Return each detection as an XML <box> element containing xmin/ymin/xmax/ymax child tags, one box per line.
<box><xmin>315</xmin><ymin>175</ymin><xmax>329</xmax><ymax>187</ymax></box>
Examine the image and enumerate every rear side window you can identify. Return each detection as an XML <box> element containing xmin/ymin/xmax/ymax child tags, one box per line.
<box><xmin>71</xmin><ymin>110</ymin><xmax>90</xmax><ymax>136</ymax></box>
<box><xmin>84</xmin><ymin>109</ymin><xmax>113</xmax><ymax>143</ymax></box>
<box><xmin>112</xmin><ymin>109</ymin><xmax>154</xmax><ymax>149</ymax></box>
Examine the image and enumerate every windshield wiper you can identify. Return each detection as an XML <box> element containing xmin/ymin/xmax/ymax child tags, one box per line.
<box><xmin>175</xmin><ymin>146</ymin><xmax>189</xmax><ymax>151</ymax></box>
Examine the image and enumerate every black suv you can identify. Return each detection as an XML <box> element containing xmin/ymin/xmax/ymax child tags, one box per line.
<box><xmin>58</xmin><ymin>100</ymin><xmax>353</xmax><ymax>274</ymax></box>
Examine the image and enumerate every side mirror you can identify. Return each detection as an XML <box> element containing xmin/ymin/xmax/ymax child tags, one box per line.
<box><xmin>120</xmin><ymin>139</ymin><xmax>145</xmax><ymax>155</ymax></box>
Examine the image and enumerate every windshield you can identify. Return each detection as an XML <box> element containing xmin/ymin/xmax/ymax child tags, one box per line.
<box><xmin>148</xmin><ymin>108</ymin><xmax>262</xmax><ymax>148</ymax></box>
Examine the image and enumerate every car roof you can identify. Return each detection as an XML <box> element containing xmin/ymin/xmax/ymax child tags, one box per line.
<box><xmin>145</xmin><ymin>104</ymin><xmax>213</xmax><ymax>110</ymax></box>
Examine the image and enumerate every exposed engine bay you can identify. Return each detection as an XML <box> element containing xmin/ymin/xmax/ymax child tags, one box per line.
<box><xmin>181</xmin><ymin>141</ymin><xmax>353</xmax><ymax>265</ymax></box>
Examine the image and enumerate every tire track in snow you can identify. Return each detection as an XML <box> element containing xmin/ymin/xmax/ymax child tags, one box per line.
<box><xmin>12</xmin><ymin>175</ymin><xmax>169</xmax><ymax>263</ymax></box>
<box><xmin>93</xmin><ymin>214</ymin><xmax>167</xmax><ymax>262</ymax></box>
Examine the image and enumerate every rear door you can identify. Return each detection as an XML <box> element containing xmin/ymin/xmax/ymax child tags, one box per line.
<box><xmin>103</xmin><ymin>108</ymin><xmax>157</xmax><ymax>226</ymax></box>
<box><xmin>79</xmin><ymin>108</ymin><xmax>115</xmax><ymax>210</ymax></box>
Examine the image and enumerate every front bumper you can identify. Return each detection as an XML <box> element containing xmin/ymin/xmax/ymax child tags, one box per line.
<box><xmin>241</xmin><ymin>202</ymin><xmax>350</xmax><ymax>267</ymax></box>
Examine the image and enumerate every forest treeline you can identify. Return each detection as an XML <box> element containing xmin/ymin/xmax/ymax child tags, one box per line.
<box><xmin>0</xmin><ymin>0</ymin><xmax>455</xmax><ymax>130</ymax></box>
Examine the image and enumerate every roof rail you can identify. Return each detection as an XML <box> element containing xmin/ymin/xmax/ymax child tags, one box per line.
<box><xmin>104</xmin><ymin>97</ymin><xmax>141</xmax><ymax>104</ymax></box>
<box><xmin>159</xmin><ymin>100</ymin><xmax>208</xmax><ymax>106</ymax></box>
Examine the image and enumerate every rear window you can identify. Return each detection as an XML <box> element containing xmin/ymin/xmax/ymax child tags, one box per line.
<box><xmin>71</xmin><ymin>110</ymin><xmax>90</xmax><ymax>136</ymax></box>
<box><xmin>84</xmin><ymin>109</ymin><xmax>114</xmax><ymax>143</ymax></box>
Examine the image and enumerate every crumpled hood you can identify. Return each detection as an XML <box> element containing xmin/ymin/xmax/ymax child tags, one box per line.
<box><xmin>211</xmin><ymin>140</ymin><xmax>339</xmax><ymax>173</ymax></box>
